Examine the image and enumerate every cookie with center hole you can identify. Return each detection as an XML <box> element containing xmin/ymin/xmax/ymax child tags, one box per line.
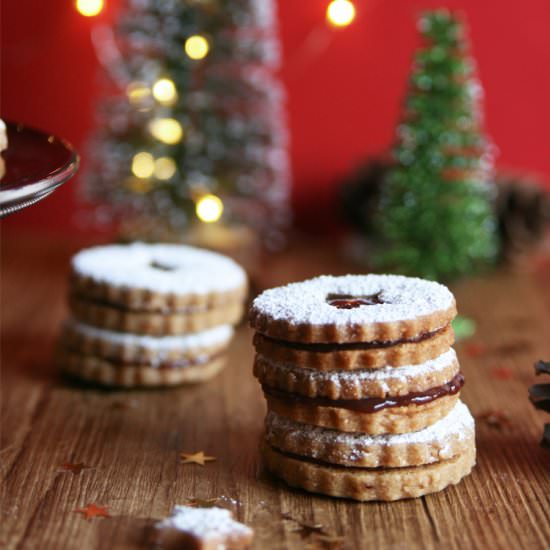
<box><xmin>71</xmin><ymin>242</ymin><xmax>247</xmax><ymax>309</ymax></box>
<box><xmin>250</xmin><ymin>274</ymin><xmax>456</xmax><ymax>344</ymax></box>
<box><xmin>70</xmin><ymin>243</ymin><xmax>247</xmax><ymax>334</ymax></box>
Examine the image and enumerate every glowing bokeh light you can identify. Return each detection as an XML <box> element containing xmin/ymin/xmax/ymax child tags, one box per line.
<box><xmin>126</xmin><ymin>177</ymin><xmax>153</xmax><ymax>194</ymax></box>
<box><xmin>184</xmin><ymin>35</ymin><xmax>210</xmax><ymax>60</ymax></box>
<box><xmin>127</xmin><ymin>81</ymin><xmax>151</xmax><ymax>104</ymax></box>
<box><xmin>75</xmin><ymin>0</ymin><xmax>104</xmax><ymax>17</ymax></box>
<box><xmin>154</xmin><ymin>157</ymin><xmax>177</xmax><ymax>180</ymax></box>
<box><xmin>152</xmin><ymin>78</ymin><xmax>177</xmax><ymax>105</ymax></box>
<box><xmin>196</xmin><ymin>194</ymin><xmax>223</xmax><ymax>223</ymax></box>
<box><xmin>326</xmin><ymin>0</ymin><xmax>356</xmax><ymax>27</ymax></box>
<box><xmin>131</xmin><ymin>152</ymin><xmax>155</xmax><ymax>178</ymax></box>
<box><xmin>149</xmin><ymin>118</ymin><xmax>184</xmax><ymax>144</ymax></box>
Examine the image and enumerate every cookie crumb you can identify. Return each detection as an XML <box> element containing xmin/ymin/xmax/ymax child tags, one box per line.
<box><xmin>154</xmin><ymin>505</ymin><xmax>253</xmax><ymax>549</ymax></box>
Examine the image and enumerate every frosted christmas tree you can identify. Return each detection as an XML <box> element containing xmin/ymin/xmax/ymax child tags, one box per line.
<box><xmin>373</xmin><ymin>10</ymin><xmax>498</xmax><ymax>280</ymax></box>
<box><xmin>84</xmin><ymin>0</ymin><xmax>290</xmax><ymax>249</ymax></box>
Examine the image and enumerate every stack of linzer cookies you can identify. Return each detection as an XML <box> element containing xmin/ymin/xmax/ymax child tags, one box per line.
<box><xmin>57</xmin><ymin>243</ymin><xmax>247</xmax><ymax>387</ymax></box>
<box><xmin>250</xmin><ymin>274</ymin><xmax>475</xmax><ymax>501</ymax></box>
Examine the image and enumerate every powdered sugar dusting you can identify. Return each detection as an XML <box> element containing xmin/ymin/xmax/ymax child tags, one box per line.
<box><xmin>252</xmin><ymin>274</ymin><xmax>454</xmax><ymax>326</ymax></box>
<box><xmin>266</xmin><ymin>400</ymin><xmax>474</xmax><ymax>448</ymax></box>
<box><xmin>72</xmin><ymin>243</ymin><xmax>247</xmax><ymax>294</ymax></box>
<box><xmin>258</xmin><ymin>348</ymin><xmax>457</xmax><ymax>386</ymax></box>
<box><xmin>68</xmin><ymin>319</ymin><xmax>233</xmax><ymax>352</ymax></box>
<box><xmin>156</xmin><ymin>505</ymin><xmax>253</xmax><ymax>543</ymax></box>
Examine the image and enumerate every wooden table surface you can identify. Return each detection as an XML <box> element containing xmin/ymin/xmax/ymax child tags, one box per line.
<box><xmin>1</xmin><ymin>236</ymin><xmax>549</xmax><ymax>550</ymax></box>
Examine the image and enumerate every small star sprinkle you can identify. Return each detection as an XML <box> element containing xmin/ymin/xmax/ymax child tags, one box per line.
<box><xmin>477</xmin><ymin>410</ymin><xmax>512</xmax><ymax>431</ymax></box>
<box><xmin>180</xmin><ymin>451</ymin><xmax>216</xmax><ymax>466</ymax></box>
<box><xmin>282</xmin><ymin>513</ymin><xmax>343</xmax><ymax>547</ymax></box>
<box><xmin>185</xmin><ymin>497</ymin><xmax>220</xmax><ymax>508</ymax></box>
<box><xmin>306</xmin><ymin>534</ymin><xmax>345</xmax><ymax>550</ymax></box>
<box><xmin>74</xmin><ymin>504</ymin><xmax>110</xmax><ymax>520</ymax></box>
<box><xmin>59</xmin><ymin>462</ymin><xmax>91</xmax><ymax>475</ymax></box>
<box><xmin>293</xmin><ymin>523</ymin><xmax>325</xmax><ymax>539</ymax></box>
<box><xmin>465</xmin><ymin>343</ymin><xmax>487</xmax><ymax>358</ymax></box>
<box><xmin>490</xmin><ymin>366</ymin><xmax>513</xmax><ymax>380</ymax></box>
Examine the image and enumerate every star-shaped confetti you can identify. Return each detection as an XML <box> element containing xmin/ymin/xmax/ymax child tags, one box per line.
<box><xmin>306</xmin><ymin>534</ymin><xmax>345</xmax><ymax>550</ymax></box>
<box><xmin>59</xmin><ymin>462</ymin><xmax>92</xmax><ymax>476</ymax></box>
<box><xmin>476</xmin><ymin>410</ymin><xmax>513</xmax><ymax>431</ymax></box>
<box><xmin>282</xmin><ymin>513</ymin><xmax>344</xmax><ymax>548</ymax></box>
<box><xmin>185</xmin><ymin>497</ymin><xmax>220</xmax><ymax>508</ymax></box>
<box><xmin>74</xmin><ymin>504</ymin><xmax>110</xmax><ymax>520</ymax></box>
<box><xmin>110</xmin><ymin>399</ymin><xmax>139</xmax><ymax>411</ymax></box>
<box><xmin>180</xmin><ymin>451</ymin><xmax>216</xmax><ymax>466</ymax></box>
<box><xmin>464</xmin><ymin>343</ymin><xmax>487</xmax><ymax>358</ymax></box>
<box><xmin>490</xmin><ymin>366</ymin><xmax>513</xmax><ymax>380</ymax></box>
<box><xmin>293</xmin><ymin>522</ymin><xmax>325</xmax><ymax>539</ymax></box>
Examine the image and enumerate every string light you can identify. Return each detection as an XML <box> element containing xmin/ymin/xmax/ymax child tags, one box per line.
<box><xmin>126</xmin><ymin>177</ymin><xmax>153</xmax><ymax>194</ymax></box>
<box><xmin>131</xmin><ymin>152</ymin><xmax>155</xmax><ymax>178</ymax></box>
<box><xmin>127</xmin><ymin>81</ymin><xmax>151</xmax><ymax>105</ymax></box>
<box><xmin>127</xmin><ymin>81</ymin><xmax>153</xmax><ymax>113</ymax></box>
<box><xmin>149</xmin><ymin>118</ymin><xmax>184</xmax><ymax>144</ymax></box>
<box><xmin>152</xmin><ymin>78</ymin><xmax>178</xmax><ymax>105</ymax></box>
<box><xmin>326</xmin><ymin>0</ymin><xmax>356</xmax><ymax>27</ymax></box>
<box><xmin>196</xmin><ymin>194</ymin><xmax>223</xmax><ymax>223</ymax></box>
<box><xmin>154</xmin><ymin>157</ymin><xmax>177</xmax><ymax>180</ymax></box>
<box><xmin>184</xmin><ymin>35</ymin><xmax>210</xmax><ymax>60</ymax></box>
<box><xmin>75</xmin><ymin>0</ymin><xmax>104</xmax><ymax>17</ymax></box>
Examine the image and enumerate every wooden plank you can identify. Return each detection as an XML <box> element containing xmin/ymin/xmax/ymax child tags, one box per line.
<box><xmin>1</xmin><ymin>236</ymin><xmax>549</xmax><ymax>550</ymax></box>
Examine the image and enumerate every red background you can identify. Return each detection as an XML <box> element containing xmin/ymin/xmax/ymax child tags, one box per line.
<box><xmin>2</xmin><ymin>0</ymin><xmax>550</xmax><ymax>235</ymax></box>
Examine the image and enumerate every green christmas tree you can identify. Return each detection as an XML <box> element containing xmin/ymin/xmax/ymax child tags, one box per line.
<box><xmin>373</xmin><ymin>10</ymin><xmax>498</xmax><ymax>280</ymax></box>
<box><xmin>83</xmin><ymin>0</ymin><xmax>290</xmax><ymax>247</ymax></box>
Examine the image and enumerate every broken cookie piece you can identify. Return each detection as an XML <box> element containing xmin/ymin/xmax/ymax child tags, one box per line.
<box><xmin>153</xmin><ymin>505</ymin><xmax>253</xmax><ymax>550</ymax></box>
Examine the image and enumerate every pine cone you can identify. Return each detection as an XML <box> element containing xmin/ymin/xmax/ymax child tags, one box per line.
<box><xmin>496</xmin><ymin>172</ymin><xmax>550</xmax><ymax>262</ymax></box>
<box><xmin>340</xmin><ymin>158</ymin><xmax>390</xmax><ymax>234</ymax></box>
<box><xmin>529</xmin><ymin>360</ymin><xmax>550</xmax><ymax>448</ymax></box>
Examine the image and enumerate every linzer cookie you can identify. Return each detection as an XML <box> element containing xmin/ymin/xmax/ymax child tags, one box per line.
<box><xmin>261</xmin><ymin>440</ymin><xmax>475</xmax><ymax>502</ymax></box>
<box><xmin>70</xmin><ymin>242</ymin><xmax>248</xmax><ymax>310</ymax></box>
<box><xmin>57</xmin><ymin>320</ymin><xmax>232</xmax><ymax>387</ymax></box>
<box><xmin>250</xmin><ymin>274</ymin><xmax>475</xmax><ymax>501</ymax></box>
<box><xmin>57</xmin><ymin>243</ymin><xmax>247</xmax><ymax>387</ymax></box>
<box><xmin>69</xmin><ymin>296</ymin><xmax>243</xmax><ymax>336</ymax></box>
<box><xmin>264</xmin><ymin>401</ymin><xmax>475</xmax><ymax>469</ymax></box>
<box><xmin>58</xmin><ymin>348</ymin><xmax>226</xmax><ymax>387</ymax></box>
<box><xmin>250</xmin><ymin>274</ymin><xmax>456</xmax><ymax>344</ymax></box>
<box><xmin>253</xmin><ymin>323</ymin><xmax>454</xmax><ymax>370</ymax></box>
<box><xmin>61</xmin><ymin>320</ymin><xmax>233</xmax><ymax>364</ymax></box>
<box><xmin>262</xmin><ymin>376</ymin><xmax>462</xmax><ymax>435</ymax></box>
<box><xmin>70</xmin><ymin>243</ymin><xmax>247</xmax><ymax>334</ymax></box>
<box><xmin>254</xmin><ymin>349</ymin><xmax>460</xmax><ymax>400</ymax></box>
